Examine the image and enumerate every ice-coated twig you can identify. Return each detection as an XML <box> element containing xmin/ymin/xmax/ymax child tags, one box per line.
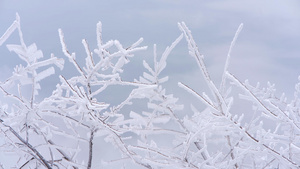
<box><xmin>226</xmin><ymin>72</ymin><xmax>277</xmax><ymax>117</ymax></box>
<box><xmin>268</xmin><ymin>100</ymin><xmax>300</xmax><ymax>131</ymax></box>
<box><xmin>127</xmin><ymin>37</ymin><xmax>144</xmax><ymax>50</ymax></box>
<box><xmin>0</xmin><ymin>122</ymin><xmax>51</xmax><ymax>169</ymax></box>
<box><xmin>59</xmin><ymin>29</ymin><xmax>86</xmax><ymax>78</ymax></box>
<box><xmin>47</xmin><ymin>140</ymin><xmax>78</xmax><ymax>169</ymax></box>
<box><xmin>0</xmin><ymin>14</ymin><xmax>20</xmax><ymax>46</ymax></box>
<box><xmin>82</xmin><ymin>39</ymin><xmax>95</xmax><ymax>73</ymax></box>
<box><xmin>44</xmin><ymin>110</ymin><xmax>90</xmax><ymax>129</ymax></box>
<box><xmin>226</xmin><ymin>114</ymin><xmax>299</xmax><ymax>167</ymax></box>
<box><xmin>178</xmin><ymin>22</ymin><xmax>210</xmax><ymax>84</ymax></box>
<box><xmin>262</xmin><ymin>158</ymin><xmax>276</xmax><ymax>169</ymax></box>
<box><xmin>220</xmin><ymin>23</ymin><xmax>243</xmax><ymax>94</ymax></box>
<box><xmin>0</xmin><ymin>86</ymin><xmax>30</xmax><ymax>109</ymax></box>
<box><xmin>157</xmin><ymin>34</ymin><xmax>183</xmax><ymax>75</ymax></box>
<box><xmin>96</xmin><ymin>21</ymin><xmax>104</xmax><ymax>58</ymax></box>
<box><xmin>224</xmin><ymin>73</ymin><xmax>299</xmax><ymax>167</ymax></box>
<box><xmin>128</xmin><ymin>145</ymin><xmax>198</xmax><ymax>168</ymax></box>
<box><xmin>178</xmin><ymin>82</ymin><xmax>219</xmax><ymax>112</ymax></box>
<box><xmin>2</xmin><ymin>12</ymin><xmax>300</xmax><ymax>168</ymax></box>
<box><xmin>178</xmin><ymin>22</ymin><xmax>228</xmax><ymax>114</ymax></box>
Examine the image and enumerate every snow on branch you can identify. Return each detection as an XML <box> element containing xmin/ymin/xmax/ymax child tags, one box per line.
<box><xmin>220</xmin><ymin>23</ymin><xmax>243</xmax><ymax>94</ymax></box>
<box><xmin>178</xmin><ymin>22</ymin><xmax>228</xmax><ymax>115</ymax></box>
<box><xmin>0</xmin><ymin>14</ymin><xmax>20</xmax><ymax>46</ymax></box>
<box><xmin>178</xmin><ymin>82</ymin><xmax>218</xmax><ymax>112</ymax></box>
<box><xmin>0</xmin><ymin>14</ymin><xmax>299</xmax><ymax>169</ymax></box>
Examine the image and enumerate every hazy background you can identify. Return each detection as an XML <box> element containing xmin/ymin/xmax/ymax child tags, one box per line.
<box><xmin>1</xmin><ymin>0</ymin><xmax>300</xmax><ymax>97</ymax></box>
<box><xmin>0</xmin><ymin>0</ymin><xmax>300</xmax><ymax>167</ymax></box>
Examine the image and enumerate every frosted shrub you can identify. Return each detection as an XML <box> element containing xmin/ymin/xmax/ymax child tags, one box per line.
<box><xmin>0</xmin><ymin>14</ymin><xmax>299</xmax><ymax>169</ymax></box>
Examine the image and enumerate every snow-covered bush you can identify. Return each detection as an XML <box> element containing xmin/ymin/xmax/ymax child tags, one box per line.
<box><xmin>0</xmin><ymin>14</ymin><xmax>299</xmax><ymax>169</ymax></box>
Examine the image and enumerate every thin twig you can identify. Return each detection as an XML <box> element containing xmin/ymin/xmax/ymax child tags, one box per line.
<box><xmin>0</xmin><ymin>122</ymin><xmax>51</xmax><ymax>169</ymax></box>
<box><xmin>87</xmin><ymin>128</ymin><xmax>95</xmax><ymax>169</ymax></box>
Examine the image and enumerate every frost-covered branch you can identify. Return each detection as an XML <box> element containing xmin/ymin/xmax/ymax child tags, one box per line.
<box><xmin>178</xmin><ymin>22</ymin><xmax>228</xmax><ymax>116</ymax></box>
<box><xmin>220</xmin><ymin>23</ymin><xmax>243</xmax><ymax>94</ymax></box>
<box><xmin>1</xmin><ymin>14</ymin><xmax>300</xmax><ymax>169</ymax></box>
<box><xmin>0</xmin><ymin>122</ymin><xmax>51</xmax><ymax>169</ymax></box>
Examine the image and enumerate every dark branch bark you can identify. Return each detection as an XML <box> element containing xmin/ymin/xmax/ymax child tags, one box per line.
<box><xmin>47</xmin><ymin>140</ymin><xmax>78</xmax><ymax>169</ymax></box>
<box><xmin>19</xmin><ymin>157</ymin><xmax>34</xmax><ymax>169</ymax></box>
<box><xmin>87</xmin><ymin>129</ymin><xmax>95</xmax><ymax>169</ymax></box>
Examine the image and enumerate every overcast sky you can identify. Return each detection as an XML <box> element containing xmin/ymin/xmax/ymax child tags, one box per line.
<box><xmin>0</xmin><ymin>0</ymin><xmax>300</xmax><ymax>167</ymax></box>
<box><xmin>1</xmin><ymin>0</ymin><xmax>300</xmax><ymax>99</ymax></box>
<box><xmin>1</xmin><ymin>0</ymin><xmax>300</xmax><ymax>117</ymax></box>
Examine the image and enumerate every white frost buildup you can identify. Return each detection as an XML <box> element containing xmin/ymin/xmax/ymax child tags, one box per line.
<box><xmin>0</xmin><ymin>14</ymin><xmax>299</xmax><ymax>169</ymax></box>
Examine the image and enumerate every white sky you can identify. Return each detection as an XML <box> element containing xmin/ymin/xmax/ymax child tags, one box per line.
<box><xmin>0</xmin><ymin>0</ymin><xmax>299</xmax><ymax>113</ymax></box>
<box><xmin>1</xmin><ymin>1</ymin><xmax>299</xmax><ymax>98</ymax></box>
<box><xmin>0</xmin><ymin>0</ymin><xmax>300</xmax><ymax>167</ymax></box>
